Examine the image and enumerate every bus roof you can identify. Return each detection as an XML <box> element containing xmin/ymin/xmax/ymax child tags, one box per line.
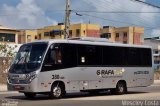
<box><xmin>27</xmin><ymin>38</ymin><xmax>152</xmax><ymax>49</ymax></box>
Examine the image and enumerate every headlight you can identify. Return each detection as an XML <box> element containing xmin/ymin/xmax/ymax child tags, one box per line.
<box><xmin>27</xmin><ymin>72</ymin><xmax>37</xmax><ymax>83</ymax></box>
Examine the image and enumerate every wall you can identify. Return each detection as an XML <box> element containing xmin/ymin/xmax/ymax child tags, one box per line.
<box><xmin>101</xmin><ymin>26</ymin><xmax>144</xmax><ymax>45</ymax></box>
<box><xmin>37</xmin><ymin>24</ymin><xmax>100</xmax><ymax>39</ymax></box>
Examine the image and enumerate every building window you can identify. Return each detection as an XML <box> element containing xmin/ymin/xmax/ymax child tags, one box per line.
<box><xmin>83</xmin><ymin>30</ymin><xmax>86</xmax><ymax>35</ymax></box>
<box><xmin>116</xmin><ymin>33</ymin><xmax>119</xmax><ymax>38</ymax></box>
<box><xmin>101</xmin><ymin>33</ymin><xmax>111</xmax><ymax>39</ymax></box>
<box><xmin>27</xmin><ymin>35</ymin><xmax>31</xmax><ymax>39</ymax></box>
<box><xmin>123</xmin><ymin>32</ymin><xmax>127</xmax><ymax>37</ymax></box>
<box><xmin>76</xmin><ymin>29</ymin><xmax>80</xmax><ymax>37</ymax></box>
<box><xmin>35</xmin><ymin>35</ymin><xmax>38</xmax><ymax>40</ymax></box>
<box><xmin>52</xmin><ymin>30</ymin><xmax>62</xmax><ymax>36</ymax></box>
<box><xmin>69</xmin><ymin>30</ymin><xmax>72</xmax><ymax>37</ymax></box>
<box><xmin>44</xmin><ymin>32</ymin><xmax>50</xmax><ymax>36</ymax></box>
<box><xmin>0</xmin><ymin>33</ymin><xmax>15</xmax><ymax>42</ymax></box>
<box><xmin>39</xmin><ymin>34</ymin><xmax>41</xmax><ymax>40</ymax></box>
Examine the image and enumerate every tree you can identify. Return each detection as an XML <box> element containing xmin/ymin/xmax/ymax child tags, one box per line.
<box><xmin>0</xmin><ymin>41</ymin><xmax>17</xmax><ymax>84</ymax></box>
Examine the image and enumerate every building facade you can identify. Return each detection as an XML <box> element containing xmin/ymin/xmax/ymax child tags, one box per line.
<box><xmin>0</xmin><ymin>25</ymin><xmax>19</xmax><ymax>44</ymax></box>
<box><xmin>144</xmin><ymin>37</ymin><xmax>160</xmax><ymax>71</ymax></box>
<box><xmin>18</xmin><ymin>29</ymin><xmax>38</xmax><ymax>44</ymax></box>
<box><xmin>100</xmin><ymin>26</ymin><xmax>144</xmax><ymax>45</ymax></box>
<box><xmin>37</xmin><ymin>23</ymin><xmax>100</xmax><ymax>40</ymax></box>
<box><xmin>15</xmin><ymin>24</ymin><xmax>145</xmax><ymax>45</ymax></box>
<box><xmin>37</xmin><ymin>23</ymin><xmax>65</xmax><ymax>40</ymax></box>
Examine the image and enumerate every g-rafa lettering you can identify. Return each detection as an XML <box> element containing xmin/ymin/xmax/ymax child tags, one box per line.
<box><xmin>97</xmin><ymin>70</ymin><xmax>114</xmax><ymax>75</ymax></box>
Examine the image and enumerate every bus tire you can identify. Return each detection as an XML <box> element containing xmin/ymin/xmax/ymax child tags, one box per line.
<box><xmin>24</xmin><ymin>93</ymin><xmax>36</xmax><ymax>98</ymax></box>
<box><xmin>49</xmin><ymin>82</ymin><xmax>65</xmax><ymax>99</ymax></box>
<box><xmin>115</xmin><ymin>81</ymin><xmax>127</xmax><ymax>95</ymax></box>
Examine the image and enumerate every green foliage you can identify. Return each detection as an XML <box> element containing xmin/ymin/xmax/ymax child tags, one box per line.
<box><xmin>0</xmin><ymin>42</ymin><xmax>17</xmax><ymax>57</ymax></box>
<box><xmin>0</xmin><ymin>41</ymin><xmax>18</xmax><ymax>83</ymax></box>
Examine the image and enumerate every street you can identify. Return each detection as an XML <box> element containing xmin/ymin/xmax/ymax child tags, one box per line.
<box><xmin>0</xmin><ymin>83</ymin><xmax>160</xmax><ymax>106</ymax></box>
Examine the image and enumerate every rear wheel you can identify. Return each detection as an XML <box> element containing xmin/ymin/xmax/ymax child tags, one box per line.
<box><xmin>49</xmin><ymin>83</ymin><xmax>65</xmax><ymax>99</ymax></box>
<box><xmin>110</xmin><ymin>81</ymin><xmax>127</xmax><ymax>95</ymax></box>
<box><xmin>24</xmin><ymin>93</ymin><xmax>36</xmax><ymax>98</ymax></box>
<box><xmin>115</xmin><ymin>81</ymin><xmax>127</xmax><ymax>95</ymax></box>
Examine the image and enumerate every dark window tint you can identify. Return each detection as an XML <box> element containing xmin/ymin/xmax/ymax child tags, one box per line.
<box><xmin>42</xmin><ymin>44</ymin><xmax>63</xmax><ymax>71</ymax></box>
<box><xmin>103</xmin><ymin>46</ymin><xmax>125</xmax><ymax>66</ymax></box>
<box><xmin>77</xmin><ymin>45</ymin><xmax>102</xmax><ymax>65</ymax></box>
<box><xmin>127</xmin><ymin>48</ymin><xmax>140</xmax><ymax>66</ymax></box>
<box><xmin>42</xmin><ymin>43</ymin><xmax>78</xmax><ymax>71</ymax></box>
<box><xmin>127</xmin><ymin>48</ymin><xmax>152</xmax><ymax>67</ymax></box>
<box><xmin>61</xmin><ymin>44</ymin><xmax>77</xmax><ymax>67</ymax></box>
<box><xmin>103</xmin><ymin>46</ymin><xmax>152</xmax><ymax>67</ymax></box>
<box><xmin>141</xmin><ymin>48</ymin><xmax>152</xmax><ymax>66</ymax></box>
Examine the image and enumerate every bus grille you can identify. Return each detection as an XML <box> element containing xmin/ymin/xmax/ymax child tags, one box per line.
<box><xmin>9</xmin><ymin>79</ymin><xmax>28</xmax><ymax>84</ymax></box>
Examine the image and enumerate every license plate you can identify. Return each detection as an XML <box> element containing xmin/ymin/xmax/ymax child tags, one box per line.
<box><xmin>14</xmin><ymin>85</ymin><xmax>24</xmax><ymax>90</ymax></box>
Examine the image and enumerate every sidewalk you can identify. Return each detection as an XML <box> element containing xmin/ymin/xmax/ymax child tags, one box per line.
<box><xmin>0</xmin><ymin>80</ymin><xmax>160</xmax><ymax>92</ymax></box>
<box><xmin>0</xmin><ymin>84</ymin><xmax>7</xmax><ymax>92</ymax></box>
<box><xmin>154</xmin><ymin>80</ymin><xmax>160</xmax><ymax>85</ymax></box>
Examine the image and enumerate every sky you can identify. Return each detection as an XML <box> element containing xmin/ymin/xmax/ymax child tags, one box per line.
<box><xmin>0</xmin><ymin>0</ymin><xmax>160</xmax><ymax>37</ymax></box>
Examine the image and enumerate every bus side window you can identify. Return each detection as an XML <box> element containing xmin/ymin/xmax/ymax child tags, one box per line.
<box><xmin>48</xmin><ymin>44</ymin><xmax>62</xmax><ymax>65</ymax></box>
<box><xmin>55</xmin><ymin>49</ymin><xmax>62</xmax><ymax>64</ymax></box>
<box><xmin>43</xmin><ymin>44</ymin><xmax>62</xmax><ymax>65</ymax></box>
<box><xmin>42</xmin><ymin>44</ymin><xmax>62</xmax><ymax>71</ymax></box>
<box><xmin>50</xmin><ymin>50</ymin><xmax>56</xmax><ymax>63</ymax></box>
<box><xmin>43</xmin><ymin>48</ymin><xmax>54</xmax><ymax>65</ymax></box>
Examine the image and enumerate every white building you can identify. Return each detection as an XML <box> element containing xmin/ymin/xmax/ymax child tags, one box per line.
<box><xmin>144</xmin><ymin>38</ymin><xmax>160</xmax><ymax>71</ymax></box>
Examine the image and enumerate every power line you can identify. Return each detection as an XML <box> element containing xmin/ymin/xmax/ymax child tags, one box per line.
<box><xmin>81</xmin><ymin>0</ymin><xmax>160</xmax><ymax>28</ymax></box>
<box><xmin>103</xmin><ymin>0</ymin><xmax>155</xmax><ymax>27</ymax></box>
<box><xmin>72</xmin><ymin>10</ymin><xmax>160</xmax><ymax>30</ymax></box>
<box><xmin>72</xmin><ymin>10</ymin><xmax>160</xmax><ymax>13</ymax></box>
<box><xmin>72</xmin><ymin>0</ymin><xmax>160</xmax><ymax>31</ymax></box>
<box><xmin>130</xmin><ymin>0</ymin><xmax>160</xmax><ymax>9</ymax></box>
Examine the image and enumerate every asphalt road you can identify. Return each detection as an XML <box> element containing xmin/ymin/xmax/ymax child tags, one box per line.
<box><xmin>0</xmin><ymin>84</ymin><xmax>160</xmax><ymax>106</ymax></box>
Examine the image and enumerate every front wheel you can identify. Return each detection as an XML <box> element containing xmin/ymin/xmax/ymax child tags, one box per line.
<box><xmin>49</xmin><ymin>83</ymin><xmax>65</xmax><ymax>99</ymax></box>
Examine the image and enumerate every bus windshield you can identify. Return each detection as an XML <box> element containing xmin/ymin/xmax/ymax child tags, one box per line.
<box><xmin>9</xmin><ymin>43</ymin><xmax>48</xmax><ymax>74</ymax></box>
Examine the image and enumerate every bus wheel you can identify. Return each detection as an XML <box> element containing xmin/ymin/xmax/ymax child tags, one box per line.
<box><xmin>49</xmin><ymin>83</ymin><xmax>65</xmax><ymax>99</ymax></box>
<box><xmin>24</xmin><ymin>93</ymin><xmax>36</xmax><ymax>98</ymax></box>
<box><xmin>115</xmin><ymin>81</ymin><xmax>127</xmax><ymax>95</ymax></box>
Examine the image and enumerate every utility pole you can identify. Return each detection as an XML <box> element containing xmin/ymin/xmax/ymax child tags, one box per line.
<box><xmin>64</xmin><ymin>0</ymin><xmax>71</xmax><ymax>39</ymax></box>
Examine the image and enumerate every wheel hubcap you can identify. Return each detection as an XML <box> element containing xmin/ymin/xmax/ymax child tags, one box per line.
<box><xmin>53</xmin><ymin>87</ymin><xmax>61</xmax><ymax>97</ymax></box>
<box><xmin>119</xmin><ymin>84</ymin><xmax>124</xmax><ymax>93</ymax></box>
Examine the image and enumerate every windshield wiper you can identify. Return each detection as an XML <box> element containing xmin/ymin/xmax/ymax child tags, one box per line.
<box><xmin>14</xmin><ymin>52</ymin><xmax>29</xmax><ymax>73</ymax></box>
<box><xmin>15</xmin><ymin>56</ymin><xmax>25</xmax><ymax>65</ymax></box>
